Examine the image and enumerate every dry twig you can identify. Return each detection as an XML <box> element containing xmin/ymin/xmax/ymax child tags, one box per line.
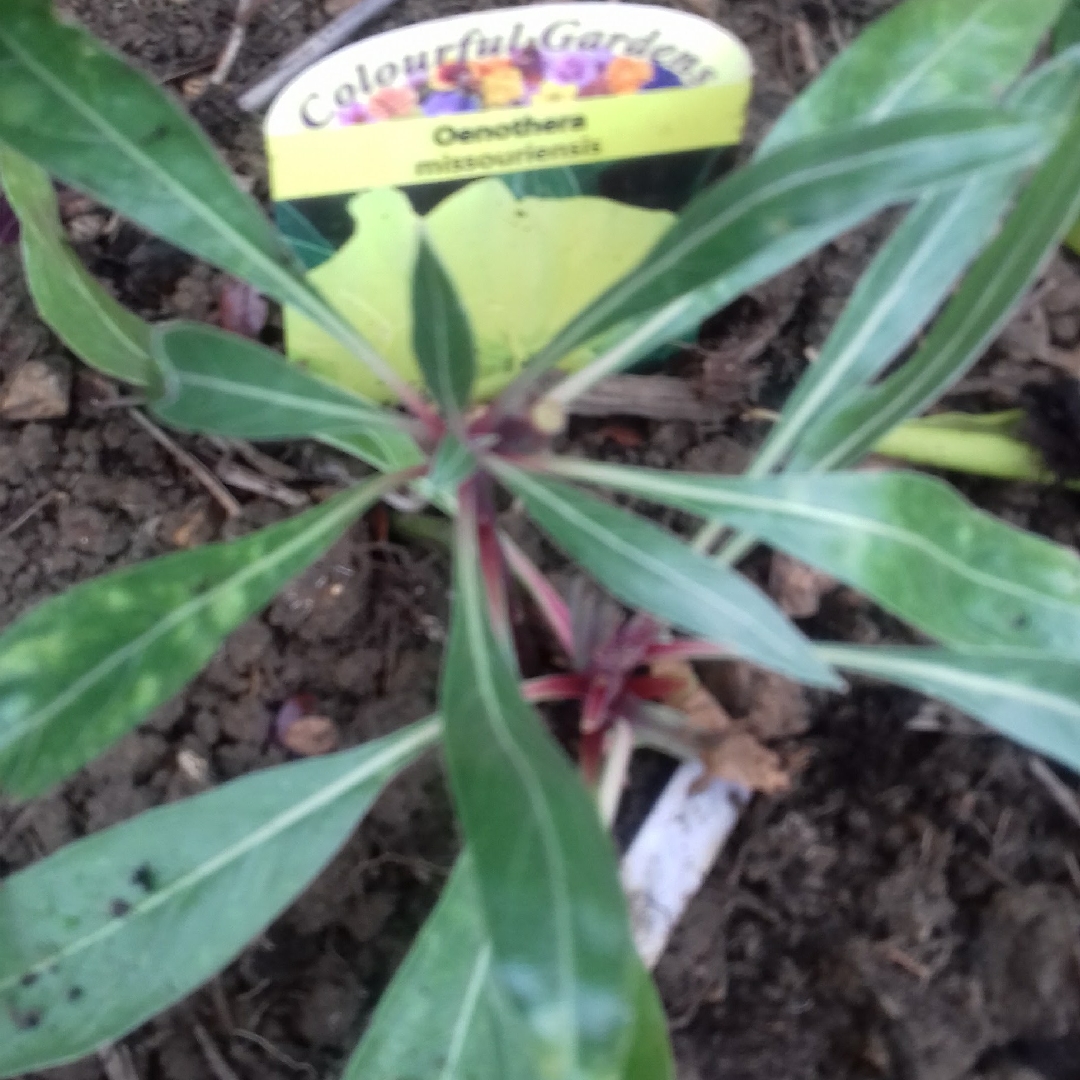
<box><xmin>568</xmin><ymin>374</ymin><xmax>718</xmax><ymax>421</ymax></box>
<box><xmin>239</xmin><ymin>0</ymin><xmax>404</xmax><ymax>111</ymax></box>
<box><xmin>1029</xmin><ymin>756</ymin><xmax>1080</xmax><ymax>830</ymax></box>
<box><xmin>98</xmin><ymin>1045</ymin><xmax>140</xmax><ymax>1080</ymax></box>
<box><xmin>234</xmin><ymin>1030</ymin><xmax>316</xmax><ymax>1077</ymax></box>
<box><xmin>217</xmin><ymin>461</ymin><xmax>308</xmax><ymax>508</ymax></box>
<box><xmin>0</xmin><ymin>490</ymin><xmax>61</xmax><ymax>541</ymax></box>
<box><xmin>193</xmin><ymin>1023</ymin><xmax>243</xmax><ymax>1080</ymax></box>
<box><xmin>128</xmin><ymin>409</ymin><xmax>242</xmax><ymax>519</ymax></box>
<box><xmin>210</xmin><ymin>0</ymin><xmax>271</xmax><ymax>86</ymax></box>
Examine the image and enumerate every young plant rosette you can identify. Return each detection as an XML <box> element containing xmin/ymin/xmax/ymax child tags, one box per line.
<box><xmin>2</xmin><ymin>1</ymin><xmax>1080</xmax><ymax>1078</ymax></box>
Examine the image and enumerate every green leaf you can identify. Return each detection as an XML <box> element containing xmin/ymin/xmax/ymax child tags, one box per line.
<box><xmin>274</xmin><ymin>201</ymin><xmax>336</xmax><ymax>271</ymax></box>
<box><xmin>768</xmin><ymin>48</ymin><xmax>1080</xmax><ymax>474</ymax></box>
<box><xmin>0</xmin><ymin>477</ymin><xmax>394</xmax><ymax>797</ymax></box>
<box><xmin>873</xmin><ymin>409</ymin><xmax>1054</xmax><ymax>482</ymax></box>
<box><xmin>544</xmin><ymin>459</ymin><xmax>1080</xmax><ymax>652</ymax></box>
<box><xmin>0</xmin><ymin>0</ymin><xmax>400</xmax><ymax>392</ymax></box>
<box><xmin>622</xmin><ymin>962</ymin><xmax>675</xmax><ymax>1080</ymax></box>
<box><xmin>817</xmin><ymin>643</ymin><xmax>1080</xmax><ymax>774</ymax></box>
<box><xmin>0</xmin><ymin>718</ymin><xmax>439</xmax><ymax>1078</ymax></box>
<box><xmin>764</xmin><ymin>0</ymin><xmax>1065</xmax><ymax>151</ymax></box>
<box><xmin>548</xmin><ymin>5</ymin><xmax>1066</xmax><ymax>411</ymax></box>
<box><xmin>747</xmin><ymin>177</ymin><xmax>1014</xmax><ymax>474</ymax></box>
<box><xmin>289</xmin><ymin>181</ymin><xmax>671</xmax><ymax>404</ymax></box>
<box><xmin>0</xmin><ymin>144</ymin><xmax>151</xmax><ymax>385</ymax></box>
<box><xmin>441</xmin><ymin>515</ymin><xmax>636</xmax><ymax>1080</ymax></box>
<box><xmin>795</xmin><ymin>104</ymin><xmax>1080</xmax><ymax>471</ymax></box>
<box><xmin>343</xmin><ymin>855</ymin><xmax>537</xmax><ymax>1080</ymax></box>
<box><xmin>149</xmin><ymin>322</ymin><xmax>407</xmax><ymax>441</ymax></box>
<box><xmin>519</xmin><ymin>107</ymin><xmax>1050</xmax><ymax>390</ymax></box>
<box><xmin>1055</xmin><ymin>0</ymin><xmax>1080</xmax><ymax>51</ymax></box>
<box><xmin>427</xmin><ymin>434</ymin><xmax>477</xmax><ymax>499</ymax></box>
<box><xmin>345</xmin><ymin>855</ymin><xmax>673</xmax><ymax>1080</ymax></box>
<box><xmin>412</xmin><ymin>234</ymin><xmax>475</xmax><ymax>415</ymax></box>
<box><xmin>488</xmin><ymin>460</ymin><xmax>838</xmax><ymax>689</ymax></box>
<box><xmin>321</xmin><ymin>429</ymin><xmax>426</xmax><ymax>472</ymax></box>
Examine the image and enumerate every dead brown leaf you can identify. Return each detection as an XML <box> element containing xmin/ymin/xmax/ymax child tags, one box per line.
<box><xmin>701</xmin><ymin>732</ymin><xmax>791</xmax><ymax>795</ymax></box>
<box><xmin>649</xmin><ymin>659</ymin><xmax>796</xmax><ymax>793</ymax></box>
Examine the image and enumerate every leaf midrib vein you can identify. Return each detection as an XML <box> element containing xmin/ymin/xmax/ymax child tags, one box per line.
<box><xmin>0</xmin><ymin>487</ymin><xmax>371</xmax><ymax>756</ymax></box>
<box><xmin>0</xmin><ymin>719</ymin><xmax>437</xmax><ymax>997</ymax></box>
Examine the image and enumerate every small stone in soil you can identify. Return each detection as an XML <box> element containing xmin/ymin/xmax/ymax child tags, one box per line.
<box><xmin>281</xmin><ymin>715</ymin><xmax>340</xmax><ymax>757</ymax></box>
<box><xmin>0</xmin><ymin>357</ymin><xmax>72</xmax><ymax>421</ymax></box>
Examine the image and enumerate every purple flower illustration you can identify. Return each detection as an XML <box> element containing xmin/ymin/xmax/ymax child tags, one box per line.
<box><xmin>643</xmin><ymin>64</ymin><xmax>682</xmax><ymax>91</ymax></box>
<box><xmin>422</xmin><ymin>90</ymin><xmax>479</xmax><ymax>117</ymax></box>
<box><xmin>337</xmin><ymin>101</ymin><xmax>371</xmax><ymax>126</ymax></box>
<box><xmin>511</xmin><ymin>45</ymin><xmax>545</xmax><ymax>85</ymax></box>
<box><xmin>544</xmin><ymin>49</ymin><xmax>612</xmax><ymax>88</ymax></box>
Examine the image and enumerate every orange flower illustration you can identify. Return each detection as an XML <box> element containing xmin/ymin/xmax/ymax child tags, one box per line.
<box><xmin>469</xmin><ymin>56</ymin><xmax>515</xmax><ymax>79</ymax></box>
<box><xmin>480</xmin><ymin>65</ymin><xmax>526</xmax><ymax>107</ymax></box>
<box><xmin>368</xmin><ymin>85</ymin><xmax>419</xmax><ymax>119</ymax></box>
<box><xmin>605</xmin><ymin>56</ymin><xmax>654</xmax><ymax>94</ymax></box>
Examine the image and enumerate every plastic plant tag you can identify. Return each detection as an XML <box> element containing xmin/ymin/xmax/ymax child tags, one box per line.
<box><xmin>265</xmin><ymin>2</ymin><xmax>752</xmax><ymax>401</ymax></box>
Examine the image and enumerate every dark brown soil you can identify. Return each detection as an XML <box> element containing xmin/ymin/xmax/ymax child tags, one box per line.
<box><xmin>3</xmin><ymin>2</ymin><xmax>1080</xmax><ymax>1079</ymax></box>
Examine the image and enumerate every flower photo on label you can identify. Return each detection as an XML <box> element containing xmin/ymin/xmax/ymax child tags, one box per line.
<box><xmin>334</xmin><ymin>46</ymin><xmax>685</xmax><ymax>126</ymax></box>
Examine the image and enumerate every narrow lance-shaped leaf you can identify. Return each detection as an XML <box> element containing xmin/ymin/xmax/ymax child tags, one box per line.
<box><xmin>488</xmin><ymin>460</ymin><xmax>838</xmax><ymax>689</ymax></box>
<box><xmin>546</xmin><ymin>1</ymin><xmax>1065</xmax><ymax>410</ymax></box>
<box><xmin>150</xmin><ymin>322</ymin><xmax>410</xmax><ymax>441</ymax></box>
<box><xmin>748</xmin><ymin>177</ymin><xmax>1014</xmax><ymax>474</ymax></box>
<box><xmin>621</xmin><ymin>961</ymin><xmax>676</xmax><ymax>1080</ymax></box>
<box><xmin>0</xmin><ymin>475</ymin><xmax>400</xmax><ymax>797</ymax></box>
<box><xmin>426</xmin><ymin>434</ymin><xmax>478</xmax><ymax>501</ymax></box>
<box><xmin>767</xmin><ymin>48</ymin><xmax>1080</xmax><ymax>473</ymax></box>
<box><xmin>343</xmin><ymin>855</ymin><xmax>537</xmax><ymax>1080</ymax></box>
<box><xmin>817</xmin><ymin>643</ymin><xmax>1080</xmax><ymax>775</ymax></box>
<box><xmin>0</xmin><ymin>718</ymin><xmax>440</xmax><ymax>1078</ymax></box>
<box><xmin>0</xmin><ymin>0</ymin><xmax>407</xmax><ymax>397</ymax></box>
<box><xmin>873</xmin><ymin>409</ymin><xmax>1054</xmax><ymax>483</ymax></box>
<box><xmin>544</xmin><ymin>458</ymin><xmax>1080</xmax><ymax>653</ymax></box>
<box><xmin>762</xmin><ymin>0</ymin><xmax>1065</xmax><ymax>151</ymax></box>
<box><xmin>1055</xmin><ymin>0</ymin><xmax>1080</xmax><ymax>52</ymax></box>
<box><xmin>0</xmin><ymin>144</ymin><xmax>152</xmax><ymax>385</ymax></box>
<box><xmin>412</xmin><ymin>233</ymin><xmax>475</xmax><ymax>416</ymax></box>
<box><xmin>1056</xmin><ymin>2</ymin><xmax>1080</xmax><ymax>253</ymax></box>
<box><xmin>441</xmin><ymin>509</ymin><xmax>636</xmax><ymax>1080</ymax></box>
<box><xmin>793</xmin><ymin>104</ymin><xmax>1080</xmax><ymax>471</ymax></box>
<box><xmin>344</xmin><ymin>855</ymin><xmax>674</xmax><ymax>1080</ymax></box>
<box><xmin>515</xmin><ymin>107</ymin><xmax>1049</xmax><ymax>397</ymax></box>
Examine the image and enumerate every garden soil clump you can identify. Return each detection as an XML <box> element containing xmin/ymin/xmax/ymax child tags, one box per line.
<box><xmin>2</xmin><ymin>1</ymin><xmax>1080</xmax><ymax>1078</ymax></box>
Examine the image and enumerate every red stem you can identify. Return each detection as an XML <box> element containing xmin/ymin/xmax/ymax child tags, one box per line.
<box><xmin>625</xmin><ymin>674</ymin><xmax>685</xmax><ymax>701</ymax></box>
<box><xmin>520</xmin><ymin>673</ymin><xmax>588</xmax><ymax>703</ymax></box>
<box><xmin>470</xmin><ymin>479</ymin><xmax>514</xmax><ymax>659</ymax></box>
<box><xmin>499</xmin><ymin>532</ymin><xmax>576</xmax><ymax>657</ymax></box>
<box><xmin>644</xmin><ymin>639</ymin><xmax>731</xmax><ymax>664</ymax></box>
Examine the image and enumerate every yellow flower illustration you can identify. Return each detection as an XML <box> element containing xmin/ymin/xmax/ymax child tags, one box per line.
<box><xmin>533</xmin><ymin>80</ymin><xmax>579</xmax><ymax>104</ymax></box>
<box><xmin>480</xmin><ymin>66</ymin><xmax>526</xmax><ymax>107</ymax></box>
<box><xmin>470</xmin><ymin>57</ymin><xmax>514</xmax><ymax>79</ymax></box>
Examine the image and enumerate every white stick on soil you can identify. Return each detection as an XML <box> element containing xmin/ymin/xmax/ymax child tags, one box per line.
<box><xmin>238</xmin><ymin>0</ymin><xmax>404</xmax><ymax>112</ymax></box>
<box><xmin>621</xmin><ymin>763</ymin><xmax>750</xmax><ymax>969</ymax></box>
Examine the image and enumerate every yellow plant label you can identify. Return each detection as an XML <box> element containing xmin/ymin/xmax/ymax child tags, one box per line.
<box><xmin>265</xmin><ymin>2</ymin><xmax>753</xmax><ymax>401</ymax></box>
